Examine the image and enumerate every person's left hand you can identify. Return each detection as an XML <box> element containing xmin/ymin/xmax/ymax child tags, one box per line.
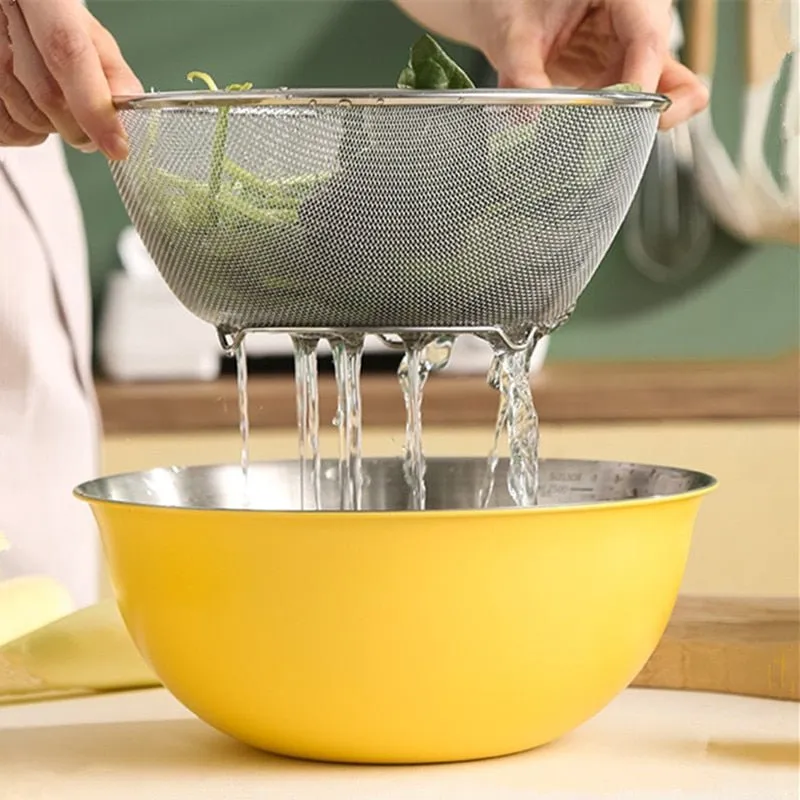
<box><xmin>0</xmin><ymin>0</ymin><xmax>141</xmax><ymax>157</ymax></box>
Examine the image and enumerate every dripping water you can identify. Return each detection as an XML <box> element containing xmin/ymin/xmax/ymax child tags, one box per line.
<box><xmin>229</xmin><ymin>326</ymin><xmax>540</xmax><ymax>513</ymax></box>
<box><xmin>502</xmin><ymin>346</ymin><xmax>540</xmax><ymax>506</ymax></box>
<box><xmin>480</xmin><ymin>353</ymin><xmax>506</xmax><ymax>509</ymax></box>
<box><xmin>291</xmin><ymin>335</ymin><xmax>321</xmax><ymax>510</ymax></box>
<box><xmin>423</xmin><ymin>336</ymin><xmax>455</xmax><ymax>373</ymax></box>
<box><xmin>397</xmin><ymin>336</ymin><xmax>454</xmax><ymax>510</ymax></box>
<box><xmin>481</xmin><ymin>333</ymin><xmax>541</xmax><ymax>508</ymax></box>
<box><xmin>331</xmin><ymin>335</ymin><xmax>365</xmax><ymax>511</ymax></box>
<box><xmin>234</xmin><ymin>336</ymin><xmax>251</xmax><ymax>505</ymax></box>
<box><xmin>398</xmin><ymin>342</ymin><xmax>428</xmax><ymax>510</ymax></box>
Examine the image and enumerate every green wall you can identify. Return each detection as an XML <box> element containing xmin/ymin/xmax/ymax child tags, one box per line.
<box><xmin>66</xmin><ymin>0</ymin><xmax>799</xmax><ymax>363</ymax></box>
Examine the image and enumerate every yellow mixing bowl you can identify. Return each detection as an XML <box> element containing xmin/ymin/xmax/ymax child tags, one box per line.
<box><xmin>74</xmin><ymin>457</ymin><xmax>716</xmax><ymax>765</ymax></box>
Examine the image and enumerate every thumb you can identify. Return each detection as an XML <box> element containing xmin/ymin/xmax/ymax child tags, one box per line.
<box><xmin>498</xmin><ymin>65</ymin><xmax>552</xmax><ymax>89</ymax></box>
<box><xmin>619</xmin><ymin>36</ymin><xmax>663</xmax><ymax>93</ymax></box>
<box><xmin>612</xmin><ymin>0</ymin><xmax>671</xmax><ymax>92</ymax></box>
<box><xmin>490</xmin><ymin>33</ymin><xmax>552</xmax><ymax>89</ymax></box>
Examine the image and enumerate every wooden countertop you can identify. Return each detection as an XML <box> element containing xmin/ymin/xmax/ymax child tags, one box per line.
<box><xmin>96</xmin><ymin>355</ymin><xmax>800</xmax><ymax>435</ymax></box>
<box><xmin>632</xmin><ymin>596</ymin><xmax>799</xmax><ymax>701</ymax></box>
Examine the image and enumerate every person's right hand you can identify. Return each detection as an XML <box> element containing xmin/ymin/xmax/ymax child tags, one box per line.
<box><xmin>394</xmin><ymin>0</ymin><xmax>709</xmax><ymax>130</ymax></box>
<box><xmin>0</xmin><ymin>0</ymin><xmax>141</xmax><ymax>159</ymax></box>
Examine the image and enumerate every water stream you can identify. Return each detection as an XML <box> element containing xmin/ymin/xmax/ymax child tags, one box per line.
<box><xmin>397</xmin><ymin>337</ymin><xmax>454</xmax><ymax>510</ymax></box>
<box><xmin>232</xmin><ymin>329</ymin><xmax>540</xmax><ymax>513</ymax></box>
<box><xmin>331</xmin><ymin>335</ymin><xmax>365</xmax><ymax>511</ymax></box>
<box><xmin>481</xmin><ymin>336</ymin><xmax>541</xmax><ymax>508</ymax></box>
<box><xmin>291</xmin><ymin>335</ymin><xmax>322</xmax><ymax>510</ymax></box>
<box><xmin>480</xmin><ymin>353</ymin><xmax>507</xmax><ymax>509</ymax></box>
<box><xmin>501</xmin><ymin>347</ymin><xmax>540</xmax><ymax>506</ymax></box>
<box><xmin>235</xmin><ymin>337</ymin><xmax>251</xmax><ymax>504</ymax></box>
<box><xmin>398</xmin><ymin>342</ymin><xmax>428</xmax><ymax>511</ymax></box>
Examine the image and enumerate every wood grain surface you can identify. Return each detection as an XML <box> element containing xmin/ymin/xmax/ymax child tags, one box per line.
<box><xmin>634</xmin><ymin>595</ymin><xmax>800</xmax><ymax>701</ymax></box>
<box><xmin>96</xmin><ymin>355</ymin><xmax>800</xmax><ymax>434</ymax></box>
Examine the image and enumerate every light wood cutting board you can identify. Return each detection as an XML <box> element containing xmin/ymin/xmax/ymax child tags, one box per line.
<box><xmin>634</xmin><ymin>596</ymin><xmax>799</xmax><ymax>701</ymax></box>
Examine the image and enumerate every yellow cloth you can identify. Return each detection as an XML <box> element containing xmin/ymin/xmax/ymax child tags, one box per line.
<box><xmin>0</xmin><ymin>576</ymin><xmax>158</xmax><ymax>703</ymax></box>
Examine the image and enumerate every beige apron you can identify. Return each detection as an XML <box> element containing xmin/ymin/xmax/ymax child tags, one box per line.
<box><xmin>0</xmin><ymin>136</ymin><xmax>101</xmax><ymax>608</ymax></box>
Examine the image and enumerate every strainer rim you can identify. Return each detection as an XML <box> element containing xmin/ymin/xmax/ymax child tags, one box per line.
<box><xmin>112</xmin><ymin>86</ymin><xmax>671</xmax><ymax>112</ymax></box>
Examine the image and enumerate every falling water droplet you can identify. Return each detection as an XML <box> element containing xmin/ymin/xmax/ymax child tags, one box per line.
<box><xmin>235</xmin><ymin>336</ymin><xmax>251</xmax><ymax>507</ymax></box>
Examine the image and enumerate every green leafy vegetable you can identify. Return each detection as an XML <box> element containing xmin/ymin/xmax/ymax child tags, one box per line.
<box><xmin>485</xmin><ymin>80</ymin><xmax>646</xmax><ymax>218</ymax></box>
<box><xmin>296</xmin><ymin>38</ymin><xmax>650</xmax><ymax>322</ymax></box>
<box><xmin>602</xmin><ymin>83</ymin><xmax>643</xmax><ymax>93</ymax></box>
<box><xmin>295</xmin><ymin>35</ymin><xmax>489</xmax><ymax>316</ymax></box>
<box><xmin>133</xmin><ymin>70</ymin><xmax>331</xmax><ymax>299</ymax></box>
<box><xmin>396</xmin><ymin>34</ymin><xmax>475</xmax><ymax>90</ymax></box>
<box><xmin>131</xmin><ymin>41</ymin><xmax>648</xmax><ymax>327</ymax></box>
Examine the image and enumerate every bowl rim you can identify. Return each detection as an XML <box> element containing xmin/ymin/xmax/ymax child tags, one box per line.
<box><xmin>73</xmin><ymin>457</ymin><xmax>717</xmax><ymax>516</ymax></box>
<box><xmin>112</xmin><ymin>87</ymin><xmax>672</xmax><ymax>112</ymax></box>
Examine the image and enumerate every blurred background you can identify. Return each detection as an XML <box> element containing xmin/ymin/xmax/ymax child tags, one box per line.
<box><xmin>63</xmin><ymin>0</ymin><xmax>797</xmax><ymax>599</ymax></box>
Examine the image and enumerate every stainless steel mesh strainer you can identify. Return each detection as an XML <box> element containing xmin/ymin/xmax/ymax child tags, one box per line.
<box><xmin>109</xmin><ymin>88</ymin><xmax>670</xmax><ymax>340</ymax></box>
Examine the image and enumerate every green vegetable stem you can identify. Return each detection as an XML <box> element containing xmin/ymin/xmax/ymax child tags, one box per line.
<box><xmin>186</xmin><ymin>71</ymin><xmax>253</xmax><ymax>203</ymax></box>
<box><xmin>137</xmin><ymin>71</ymin><xmax>329</xmax><ymax>233</ymax></box>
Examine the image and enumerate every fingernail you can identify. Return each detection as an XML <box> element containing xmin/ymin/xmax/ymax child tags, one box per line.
<box><xmin>78</xmin><ymin>143</ymin><xmax>99</xmax><ymax>154</ymax></box>
<box><xmin>102</xmin><ymin>132</ymin><xmax>129</xmax><ymax>161</ymax></box>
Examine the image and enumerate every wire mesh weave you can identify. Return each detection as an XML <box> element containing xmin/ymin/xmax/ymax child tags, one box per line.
<box><xmin>109</xmin><ymin>90</ymin><xmax>665</xmax><ymax>334</ymax></box>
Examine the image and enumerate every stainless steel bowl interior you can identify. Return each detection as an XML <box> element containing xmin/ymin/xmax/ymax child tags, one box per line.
<box><xmin>74</xmin><ymin>458</ymin><xmax>716</xmax><ymax>513</ymax></box>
